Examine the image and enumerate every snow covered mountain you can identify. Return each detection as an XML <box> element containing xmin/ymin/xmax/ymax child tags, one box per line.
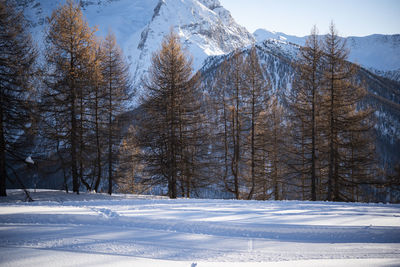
<box><xmin>22</xmin><ymin>0</ymin><xmax>399</xmax><ymax>84</ymax></box>
<box><xmin>128</xmin><ymin>0</ymin><xmax>254</xmax><ymax>87</ymax></box>
<box><xmin>254</xmin><ymin>28</ymin><xmax>400</xmax><ymax>76</ymax></box>
<box><xmin>22</xmin><ymin>0</ymin><xmax>254</xmax><ymax>88</ymax></box>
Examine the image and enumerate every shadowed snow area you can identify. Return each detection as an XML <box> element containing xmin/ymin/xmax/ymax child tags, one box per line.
<box><xmin>1</xmin><ymin>190</ymin><xmax>399</xmax><ymax>266</ymax></box>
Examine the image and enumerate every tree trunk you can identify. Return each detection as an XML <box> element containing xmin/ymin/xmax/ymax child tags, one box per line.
<box><xmin>248</xmin><ymin>90</ymin><xmax>256</xmax><ymax>200</ymax></box>
<box><xmin>222</xmin><ymin>91</ymin><xmax>230</xmax><ymax>193</ymax></box>
<box><xmin>108</xmin><ymin>81</ymin><xmax>113</xmax><ymax>195</ymax></box>
<box><xmin>94</xmin><ymin>87</ymin><xmax>102</xmax><ymax>192</ymax></box>
<box><xmin>334</xmin><ymin>147</ymin><xmax>339</xmax><ymax>201</ymax></box>
<box><xmin>169</xmin><ymin>80</ymin><xmax>177</xmax><ymax>199</ymax></box>
<box><xmin>327</xmin><ymin>66</ymin><xmax>334</xmax><ymax>201</ymax></box>
<box><xmin>71</xmin><ymin>88</ymin><xmax>79</xmax><ymax>194</ymax></box>
<box><xmin>234</xmin><ymin>73</ymin><xmax>240</xmax><ymax>200</ymax></box>
<box><xmin>79</xmin><ymin>93</ymin><xmax>90</xmax><ymax>191</ymax></box>
<box><xmin>273</xmin><ymin>111</ymin><xmax>279</xmax><ymax>201</ymax></box>
<box><xmin>311</xmin><ymin>68</ymin><xmax>317</xmax><ymax>201</ymax></box>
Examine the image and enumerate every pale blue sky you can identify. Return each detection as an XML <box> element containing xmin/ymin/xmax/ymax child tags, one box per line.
<box><xmin>219</xmin><ymin>0</ymin><xmax>400</xmax><ymax>37</ymax></box>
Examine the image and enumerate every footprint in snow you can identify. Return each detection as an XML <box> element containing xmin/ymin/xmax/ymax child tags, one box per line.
<box><xmin>92</xmin><ymin>207</ymin><xmax>119</xmax><ymax>218</ymax></box>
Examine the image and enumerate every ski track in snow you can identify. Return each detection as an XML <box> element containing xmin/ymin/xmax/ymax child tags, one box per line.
<box><xmin>0</xmin><ymin>190</ymin><xmax>400</xmax><ymax>266</ymax></box>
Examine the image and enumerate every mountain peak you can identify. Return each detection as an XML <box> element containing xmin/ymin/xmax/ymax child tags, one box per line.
<box><xmin>254</xmin><ymin>28</ymin><xmax>400</xmax><ymax>72</ymax></box>
<box><xmin>198</xmin><ymin>0</ymin><xmax>222</xmax><ymax>9</ymax></box>
<box><xmin>128</xmin><ymin>0</ymin><xmax>255</xmax><ymax>87</ymax></box>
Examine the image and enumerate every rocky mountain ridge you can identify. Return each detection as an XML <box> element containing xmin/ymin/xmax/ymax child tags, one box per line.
<box><xmin>254</xmin><ymin>28</ymin><xmax>400</xmax><ymax>81</ymax></box>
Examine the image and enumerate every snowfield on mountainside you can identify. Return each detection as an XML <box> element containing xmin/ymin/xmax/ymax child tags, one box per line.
<box><xmin>23</xmin><ymin>0</ymin><xmax>254</xmax><ymax>88</ymax></box>
<box><xmin>23</xmin><ymin>0</ymin><xmax>399</xmax><ymax>85</ymax></box>
<box><xmin>1</xmin><ymin>190</ymin><xmax>399</xmax><ymax>266</ymax></box>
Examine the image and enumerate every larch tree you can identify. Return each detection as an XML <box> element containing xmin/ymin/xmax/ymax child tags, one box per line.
<box><xmin>42</xmin><ymin>0</ymin><xmax>96</xmax><ymax>194</ymax></box>
<box><xmin>322</xmin><ymin>22</ymin><xmax>375</xmax><ymax>201</ymax></box>
<box><xmin>242</xmin><ymin>46</ymin><xmax>269</xmax><ymax>200</ymax></box>
<box><xmin>211</xmin><ymin>60</ymin><xmax>233</xmax><ymax>197</ymax></box>
<box><xmin>0</xmin><ymin>0</ymin><xmax>37</xmax><ymax>196</ymax></box>
<box><xmin>212</xmin><ymin>48</ymin><xmax>268</xmax><ymax>200</ymax></box>
<box><xmin>290</xmin><ymin>26</ymin><xmax>323</xmax><ymax>200</ymax></box>
<box><xmin>87</xmin><ymin>39</ymin><xmax>106</xmax><ymax>192</ymax></box>
<box><xmin>212</xmin><ymin>51</ymin><xmax>246</xmax><ymax>200</ymax></box>
<box><xmin>137</xmin><ymin>30</ymin><xmax>202</xmax><ymax>199</ymax></box>
<box><xmin>229</xmin><ymin>51</ymin><xmax>246</xmax><ymax>199</ymax></box>
<box><xmin>101</xmin><ymin>30</ymin><xmax>131</xmax><ymax>195</ymax></box>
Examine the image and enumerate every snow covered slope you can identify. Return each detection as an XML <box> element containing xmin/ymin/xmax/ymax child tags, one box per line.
<box><xmin>22</xmin><ymin>1</ymin><xmax>399</xmax><ymax>82</ymax></box>
<box><xmin>254</xmin><ymin>29</ymin><xmax>306</xmax><ymax>46</ymax></box>
<box><xmin>1</xmin><ymin>190</ymin><xmax>399</xmax><ymax>266</ymax></box>
<box><xmin>254</xmin><ymin>29</ymin><xmax>400</xmax><ymax>73</ymax></box>
<box><xmin>22</xmin><ymin>0</ymin><xmax>398</xmax><ymax>85</ymax></box>
<box><xmin>23</xmin><ymin>0</ymin><xmax>254</xmax><ymax>88</ymax></box>
<box><xmin>122</xmin><ymin>0</ymin><xmax>255</xmax><ymax>87</ymax></box>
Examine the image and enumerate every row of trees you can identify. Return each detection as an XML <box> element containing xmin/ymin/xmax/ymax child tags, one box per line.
<box><xmin>289</xmin><ymin>25</ymin><xmax>375</xmax><ymax>201</ymax></box>
<box><xmin>41</xmin><ymin>0</ymin><xmax>131</xmax><ymax>194</ymax></box>
<box><xmin>213</xmin><ymin>25</ymin><xmax>378</xmax><ymax>202</ymax></box>
<box><xmin>0</xmin><ymin>0</ymin><xmax>395</xmax><ymax>201</ymax></box>
<box><xmin>131</xmin><ymin>24</ymin><xmax>379</xmax><ymax>201</ymax></box>
<box><xmin>0</xmin><ymin>0</ymin><xmax>130</xmax><ymax>196</ymax></box>
<box><xmin>206</xmin><ymin>24</ymin><xmax>376</xmax><ymax>202</ymax></box>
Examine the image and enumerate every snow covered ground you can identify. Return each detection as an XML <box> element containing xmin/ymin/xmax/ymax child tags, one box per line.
<box><xmin>1</xmin><ymin>190</ymin><xmax>400</xmax><ymax>266</ymax></box>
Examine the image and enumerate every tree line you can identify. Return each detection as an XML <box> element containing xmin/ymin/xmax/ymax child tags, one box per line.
<box><xmin>132</xmin><ymin>26</ymin><xmax>392</xmax><ymax>202</ymax></box>
<box><xmin>0</xmin><ymin>0</ymin><xmax>398</xmax><ymax>201</ymax></box>
<box><xmin>41</xmin><ymin>0</ymin><xmax>131</xmax><ymax>195</ymax></box>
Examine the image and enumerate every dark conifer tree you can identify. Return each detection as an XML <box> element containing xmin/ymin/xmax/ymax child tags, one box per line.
<box><xmin>0</xmin><ymin>0</ymin><xmax>37</xmax><ymax>196</ymax></box>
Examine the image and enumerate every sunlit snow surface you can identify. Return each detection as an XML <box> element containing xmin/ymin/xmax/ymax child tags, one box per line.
<box><xmin>1</xmin><ymin>190</ymin><xmax>399</xmax><ymax>266</ymax></box>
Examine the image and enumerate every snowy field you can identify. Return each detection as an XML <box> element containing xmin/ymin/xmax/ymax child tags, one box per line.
<box><xmin>1</xmin><ymin>190</ymin><xmax>399</xmax><ymax>267</ymax></box>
